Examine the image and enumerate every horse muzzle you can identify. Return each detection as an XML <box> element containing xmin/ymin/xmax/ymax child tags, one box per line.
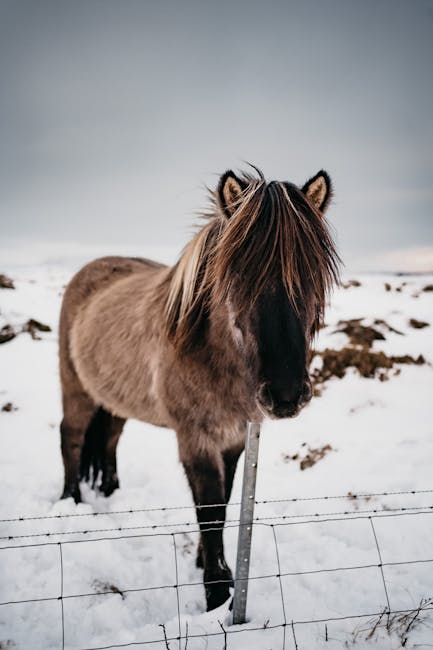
<box><xmin>256</xmin><ymin>381</ymin><xmax>312</xmax><ymax>420</ymax></box>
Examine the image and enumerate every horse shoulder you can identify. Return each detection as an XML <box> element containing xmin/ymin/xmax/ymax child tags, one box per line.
<box><xmin>66</xmin><ymin>260</ymin><xmax>170</xmax><ymax>423</ymax></box>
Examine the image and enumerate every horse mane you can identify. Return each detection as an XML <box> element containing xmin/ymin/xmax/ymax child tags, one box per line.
<box><xmin>164</xmin><ymin>169</ymin><xmax>341</xmax><ymax>352</ymax></box>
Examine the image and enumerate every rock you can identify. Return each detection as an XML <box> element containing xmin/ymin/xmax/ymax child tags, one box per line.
<box><xmin>409</xmin><ymin>318</ymin><xmax>429</xmax><ymax>329</ymax></box>
<box><xmin>311</xmin><ymin>347</ymin><xmax>425</xmax><ymax>384</ymax></box>
<box><xmin>2</xmin><ymin>402</ymin><xmax>17</xmax><ymax>412</ymax></box>
<box><xmin>23</xmin><ymin>319</ymin><xmax>52</xmax><ymax>340</ymax></box>
<box><xmin>0</xmin><ymin>325</ymin><xmax>16</xmax><ymax>344</ymax></box>
<box><xmin>341</xmin><ymin>279</ymin><xmax>361</xmax><ymax>289</ymax></box>
<box><xmin>0</xmin><ymin>274</ymin><xmax>15</xmax><ymax>289</ymax></box>
<box><xmin>334</xmin><ymin>319</ymin><xmax>385</xmax><ymax>348</ymax></box>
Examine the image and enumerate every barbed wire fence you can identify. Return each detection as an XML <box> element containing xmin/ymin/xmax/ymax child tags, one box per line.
<box><xmin>1</xmin><ymin>488</ymin><xmax>433</xmax><ymax>649</ymax></box>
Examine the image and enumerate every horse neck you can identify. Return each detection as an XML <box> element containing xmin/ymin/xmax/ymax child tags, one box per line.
<box><xmin>206</xmin><ymin>301</ymin><xmax>248</xmax><ymax>374</ymax></box>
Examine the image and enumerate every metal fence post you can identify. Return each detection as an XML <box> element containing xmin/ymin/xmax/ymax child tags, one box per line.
<box><xmin>232</xmin><ymin>421</ymin><xmax>261</xmax><ymax>625</ymax></box>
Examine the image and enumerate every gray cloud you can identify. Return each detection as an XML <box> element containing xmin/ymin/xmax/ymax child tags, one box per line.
<box><xmin>1</xmin><ymin>0</ymin><xmax>432</xmax><ymax>269</ymax></box>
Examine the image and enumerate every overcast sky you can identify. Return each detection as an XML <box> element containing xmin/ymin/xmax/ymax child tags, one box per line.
<box><xmin>1</xmin><ymin>0</ymin><xmax>432</xmax><ymax>270</ymax></box>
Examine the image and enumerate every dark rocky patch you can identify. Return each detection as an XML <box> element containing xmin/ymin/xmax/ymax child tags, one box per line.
<box><xmin>0</xmin><ymin>274</ymin><xmax>15</xmax><ymax>289</ymax></box>
<box><xmin>0</xmin><ymin>325</ymin><xmax>16</xmax><ymax>344</ymax></box>
<box><xmin>2</xmin><ymin>402</ymin><xmax>17</xmax><ymax>412</ymax></box>
<box><xmin>409</xmin><ymin>318</ymin><xmax>429</xmax><ymax>329</ymax></box>
<box><xmin>422</xmin><ymin>284</ymin><xmax>433</xmax><ymax>292</ymax></box>
<box><xmin>334</xmin><ymin>318</ymin><xmax>404</xmax><ymax>350</ymax></box>
<box><xmin>385</xmin><ymin>282</ymin><xmax>409</xmax><ymax>293</ymax></box>
<box><xmin>372</xmin><ymin>319</ymin><xmax>404</xmax><ymax>336</ymax></box>
<box><xmin>341</xmin><ymin>279</ymin><xmax>361</xmax><ymax>289</ymax></box>
<box><xmin>23</xmin><ymin>319</ymin><xmax>52</xmax><ymax>340</ymax></box>
<box><xmin>334</xmin><ymin>319</ymin><xmax>385</xmax><ymax>348</ymax></box>
<box><xmin>0</xmin><ymin>319</ymin><xmax>51</xmax><ymax>344</ymax></box>
<box><xmin>311</xmin><ymin>348</ymin><xmax>425</xmax><ymax>384</ymax></box>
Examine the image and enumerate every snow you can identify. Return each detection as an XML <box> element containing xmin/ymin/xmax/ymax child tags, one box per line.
<box><xmin>0</xmin><ymin>258</ymin><xmax>432</xmax><ymax>649</ymax></box>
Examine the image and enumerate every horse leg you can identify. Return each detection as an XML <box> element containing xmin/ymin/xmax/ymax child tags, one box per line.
<box><xmin>223</xmin><ymin>444</ymin><xmax>244</xmax><ymax>504</ymax></box>
<box><xmin>60</xmin><ymin>391</ymin><xmax>96</xmax><ymax>503</ymax></box>
<box><xmin>182</xmin><ymin>451</ymin><xmax>232</xmax><ymax>611</ymax></box>
<box><xmin>196</xmin><ymin>443</ymin><xmax>243</xmax><ymax>569</ymax></box>
<box><xmin>100</xmin><ymin>411</ymin><xmax>125</xmax><ymax>497</ymax></box>
<box><xmin>79</xmin><ymin>407</ymin><xmax>125</xmax><ymax>497</ymax></box>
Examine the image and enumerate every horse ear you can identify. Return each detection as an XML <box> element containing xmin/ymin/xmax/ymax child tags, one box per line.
<box><xmin>217</xmin><ymin>171</ymin><xmax>247</xmax><ymax>218</ymax></box>
<box><xmin>302</xmin><ymin>170</ymin><xmax>333</xmax><ymax>214</ymax></box>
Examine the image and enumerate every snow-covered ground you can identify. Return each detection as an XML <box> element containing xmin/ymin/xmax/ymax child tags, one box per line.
<box><xmin>1</xmin><ymin>257</ymin><xmax>432</xmax><ymax>650</ymax></box>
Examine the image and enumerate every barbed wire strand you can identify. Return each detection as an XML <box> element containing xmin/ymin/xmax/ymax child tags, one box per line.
<box><xmin>3</xmin><ymin>508</ymin><xmax>433</xmax><ymax>552</ymax></box>
<box><xmin>2</xmin><ymin>488</ymin><xmax>432</xmax><ymax>524</ymax></box>
<box><xmin>2</xmin><ymin>557</ymin><xmax>432</xmax><ymax>609</ymax></box>
<box><xmin>3</xmin><ymin>503</ymin><xmax>433</xmax><ymax>542</ymax></box>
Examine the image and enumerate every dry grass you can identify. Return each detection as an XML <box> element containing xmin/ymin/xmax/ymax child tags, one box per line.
<box><xmin>351</xmin><ymin>599</ymin><xmax>433</xmax><ymax>646</ymax></box>
<box><xmin>92</xmin><ymin>579</ymin><xmax>125</xmax><ymax>600</ymax></box>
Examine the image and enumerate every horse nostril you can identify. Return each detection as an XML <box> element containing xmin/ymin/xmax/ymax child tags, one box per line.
<box><xmin>258</xmin><ymin>383</ymin><xmax>274</xmax><ymax>407</ymax></box>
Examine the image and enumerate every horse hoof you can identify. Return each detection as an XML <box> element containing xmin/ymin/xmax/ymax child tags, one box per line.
<box><xmin>61</xmin><ymin>486</ymin><xmax>81</xmax><ymax>504</ymax></box>
<box><xmin>205</xmin><ymin>584</ymin><xmax>232</xmax><ymax>611</ymax></box>
<box><xmin>100</xmin><ymin>477</ymin><xmax>119</xmax><ymax>497</ymax></box>
<box><xmin>204</xmin><ymin>562</ymin><xmax>234</xmax><ymax>610</ymax></box>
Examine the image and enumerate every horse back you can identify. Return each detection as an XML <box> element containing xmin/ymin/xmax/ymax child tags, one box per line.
<box><xmin>59</xmin><ymin>256</ymin><xmax>166</xmax><ymax>396</ymax></box>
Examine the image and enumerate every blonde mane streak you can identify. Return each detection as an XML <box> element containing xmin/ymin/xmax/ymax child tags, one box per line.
<box><xmin>165</xmin><ymin>221</ymin><xmax>216</xmax><ymax>334</ymax></box>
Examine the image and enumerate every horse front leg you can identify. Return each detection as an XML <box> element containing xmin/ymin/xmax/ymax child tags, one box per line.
<box><xmin>196</xmin><ymin>443</ymin><xmax>244</xmax><ymax>569</ymax></box>
<box><xmin>223</xmin><ymin>444</ymin><xmax>244</xmax><ymax>504</ymax></box>
<box><xmin>182</xmin><ymin>451</ymin><xmax>233</xmax><ymax>611</ymax></box>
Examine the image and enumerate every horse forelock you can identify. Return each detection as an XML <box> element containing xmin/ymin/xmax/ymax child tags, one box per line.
<box><xmin>211</xmin><ymin>176</ymin><xmax>341</xmax><ymax>328</ymax></box>
<box><xmin>164</xmin><ymin>170</ymin><xmax>341</xmax><ymax>351</ymax></box>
